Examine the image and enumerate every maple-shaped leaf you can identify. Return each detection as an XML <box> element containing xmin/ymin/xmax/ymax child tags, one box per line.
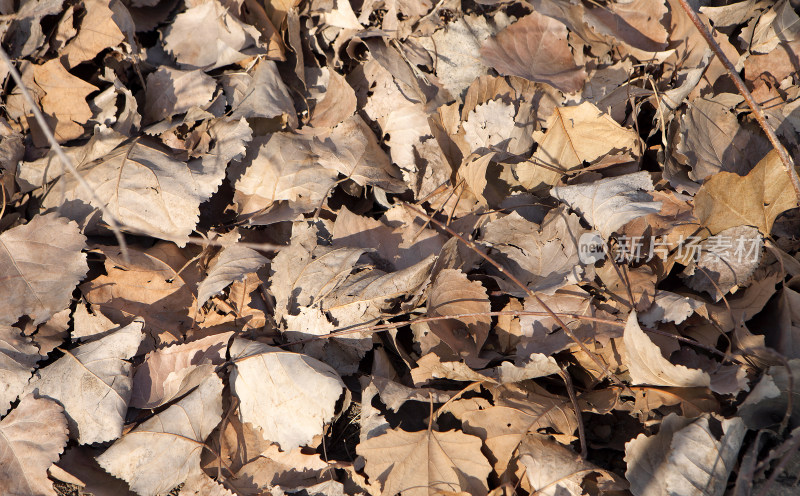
<box><xmin>624</xmin><ymin>413</ymin><xmax>745</xmax><ymax>496</ymax></box>
<box><xmin>26</xmin><ymin>319</ymin><xmax>144</xmax><ymax>444</ymax></box>
<box><xmin>551</xmin><ymin>171</ymin><xmax>662</xmax><ymax>239</ymax></box>
<box><xmin>0</xmin><ymin>212</ymin><xmax>88</xmax><ymax>325</ymax></box>
<box><xmin>694</xmin><ymin>149</ymin><xmax>798</xmax><ymax>235</ymax></box>
<box><xmin>143</xmin><ymin>67</ymin><xmax>216</xmax><ymax>123</ymax></box>
<box><xmin>427</xmin><ymin>268</ymin><xmax>491</xmax><ymax>364</ymax></box>
<box><xmin>481</xmin><ymin>11</ymin><xmax>586</xmax><ymax>93</ymax></box>
<box><xmin>230</xmin><ymin>338</ymin><xmax>345</xmax><ymax>451</ymax></box>
<box><xmin>0</xmin><ymin>325</ymin><xmax>43</xmax><ymax>415</ymax></box>
<box><xmin>96</xmin><ymin>372</ymin><xmax>223</xmax><ymax>496</ymax></box>
<box><xmin>163</xmin><ymin>0</ymin><xmax>263</xmax><ymax>70</ymax></box>
<box><xmin>515</xmin><ymin>102</ymin><xmax>639</xmax><ymax>191</ymax></box>
<box><xmin>622</xmin><ymin>312</ymin><xmax>711</xmax><ymax>389</ymax></box>
<box><xmin>0</xmin><ymin>395</ymin><xmax>69</xmax><ymax>496</ymax></box>
<box><xmin>130</xmin><ymin>332</ymin><xmax>232</xmax><ymax>409</ymax></box>
<box><xmin>519</xmin><ymin>434</ymin><xmax>625</xmax><ymax>496</ymax></box>
<box><xmin>229</xmin><ymin>133</ymin><xmax>339</xmax><ymax>224</ymax></box>
<box><xmin>357</xmin><ymin>426</ymin><xmax>491</xmax><ymax>496</ymax></box>
<box><xmin>197</xmin><ymin>245</ymin><xmax>268</xmax><ymax>307</ymax></box>
<box><xmin>480</xmin><ymin>207</ymin><xmax>587</xmax><ymax>294</ymax></box>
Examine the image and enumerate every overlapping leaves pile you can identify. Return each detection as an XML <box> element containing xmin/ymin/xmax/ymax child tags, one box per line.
<box><xmin>2</xmin><ymin>0</ymin><xmax>800</xmax><ymax>494</ymax></box>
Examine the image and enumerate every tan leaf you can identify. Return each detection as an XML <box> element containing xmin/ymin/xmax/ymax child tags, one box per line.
<box><xmin>230</xmin><ymin>444</ymin><xmax>331</xmax><ymax>492</ymax></box>
<box><xmin>230</xmin><ymin>133</ymin><xmax>338</xmax><ymax>223</ymax></box>
<box><xmin>480</xmin><ymin>207</ymin><xmax>587</xmax><ymax>294</ymax></box>
<box><xmin>44</xmin><ymin>124</ymin><xmax>248</xmax><ymax>243</ymax></box>
<box><xmin>622</xmin><ymin>312</ymin><xmax>711</xmax><ymax>389</ymax></box>
<box><xmin>585</xmin><ymin>0</ymin><xmax>669</xmax><ymax>52</ymax></box>
<box><xmin>515</xmin><ymin>102</ymin><xmax>639</xmax><ymax>191</ymax></box>
<box><xmin>309</xmin><ymin>69</ymin><xmax>357</xmax><ymax>128</ymax></box>
<box><xmin>81</xmin><ymin>243</ymin><xmax>197</xmax><ymax>344</ymax></box>
<box><xmin>427</xmin><ymin>268</ymin><xmax>491</xmax><ymax>364</ymax></box>
<box><xmin>96</xmin><ymin>373</ymin><xmax>224</xmax><ymax>496</ymax></box>
<box><xmin>0</xmin><ymin>395</ymin><xmax>69</xmax><ymax>496</ymax></box>
<box><xmin>0</xmin><ymin>212</ymin><xmax>88</xmax><ymax>325</ymax></box>
<box><xmin>519</xmin><ymin>434</ymin><xmax>625</xmax><ymax>496</ymax></box>
<box><xmin>179</xmin><ymin>472</ymin><xmax>234</xmax><ymax>496</ymax></box>
<box><xmin>143</xmin><ymin>67</ymin><xmax>216</xmax><ymax>123</ymax></box>
<box><xmin>357</xmin><ymin>427</ymin><xmax>492</xmax><ymax>496</ymax></box>
<box><xmin>624</xmin><ymin>413</ymin><xmax>745</xmax><ymax>496</ymax></box>
<box><xmin>60</xmin><ymin>0</ymin><xmax>127</xmax><ymax>69</ymax></box>
<box><xmin>197</xmin><ymin>244</ymin><xmax>268</xmax><ymax>307</ymax></box>
<box><xmin>694</xmin><ymin>149</ymin><xmax>798</xmax><ymax>235</ymax></box>
<box><xmin>481</xmin><ymin>11</ymin><xmax>586</xmax><ymax>93</ymax></box>
<box><xmin>163</xmin><ymin>0</ymin><xmax>264</xmax><ymax>70</ymax></box>
<box><xmin>32</xmin><ymin>59</ymin><xmax>98</xmax><ymax>142</ymax></box>
<box><xmin>130</xmin><ymin>331</ymin><xmax>232</xmax><ymax>409</ymax></box>
<box><xmin>639</xmin><ymin>291</ymin><xmax>704</xmax><ymax>327</ymax></box>
<box><xmin>551</xmin><ymin>171</ymin><xmax>661</xmax><ymax>239</ymax></box>
<box><xmin>230</xmin><ymin>338</ymin><xmax>345</xmax><ymax>451</ymax></box>
<box><xmin>229</xmin><ymin>60</ymin><xmax>297</xmax><ymax>128</ymax></box>
<box><xmin>0</xmin><ymin>325</ymin><xmax>43</xmax><ymax>415</ymax></box>
<box><xmin>26</xmin><ymin>319</ymin><xmax>144</xmax><ymax>444</ymax></box>
<box><xmin>313</xmin><ymin>114</ymin><xmax>406</xmax><ymax>192</ymax></box>
<box><xmin>462</xmin><ymin>99</ymin><xmax>516</xmax><ymax>154</ymax></box>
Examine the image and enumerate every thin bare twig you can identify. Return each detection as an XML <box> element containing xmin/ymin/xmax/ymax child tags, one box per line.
<box><xmin>0</xmin><ymin>46</ymin><xmax>131</xmax><ymax>262</ymax></box>
<box><xmin>677</xmin><ymin>0</ymin><xmax>800</xmax><ymax>202</ymax></box>
<box><xmin>401</xmin><ymin>202</ymin><xmax>625</xmax><ymax>387</ymax></box>
<box><xmin>559</xmin><ymin>362</ymin><xmax>587</xmax><ymax>460</ymax></box>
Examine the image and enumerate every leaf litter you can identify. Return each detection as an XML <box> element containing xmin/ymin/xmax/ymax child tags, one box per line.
<box><xmin>3</xmin><ymin>0</ymin><xmax>800</xmax><ymax>495</ymax></box>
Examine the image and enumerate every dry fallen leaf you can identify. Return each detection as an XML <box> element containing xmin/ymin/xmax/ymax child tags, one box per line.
<box><xmin>0</xmin><ymin>395</ymin><xmax>69</xmax><ymax>496</ymax></box>
<box><xmin>230</xmin><ymin>338</ymin><xmax>345</xmax><ymax>451</ymax></box>
<box><xmin>26</xmin><ymin>319</ymin><xmax>144</xmax><ymax>444</ymax></box>
<box><xmin>0</xmin><ymin>325</ymin><xmax>43</xmax><ymax>415</ymax></box>
<box><xmin>96</xmin><ymin>372</ymin><xmax>223</xmax><ymax>496</ymax></box>
<box><xmin>0</xmin><ymin>212</ymin><xmax>88</xmax><ymax>325</ymax></box>
<box><xmin>357</xmin><ymin>426</ymin><xmax>492</xmax><ymax>496</ymax></box>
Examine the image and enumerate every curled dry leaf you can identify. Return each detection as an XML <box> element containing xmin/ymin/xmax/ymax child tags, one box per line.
<box><xmin>143</xmin><ymin>67</ymin><xmax>216</xmax><ymax>123</ymax></box>
<box><xmin>0</xmin><ymin>395</ymin><xmax>69</xmax><ymax>496</ymax></box>
<box><xmin>622</xmin><ymin>312</ymin><xmax>711</xmax><ymax>389</ymax></box>
<box><xmin>197</xmin><ymin>244</ymin><xmax>268</xmax><ymax>307</ymax></box>
<box><xmin>481</xmin><ymin>11</ymin><xmax>586</xmax><ymax>93</ymax></box>
<box><xmin>519</xmin><ymin>433</ymin><xmax>625</xmax><ymax>496</ymax></box>
<box><xmin>515</xmin><ymin>101</ymin><xmax>639</xmax><ymax>191</ymax></box>
<box><xmin>96</xmin><ymin>372</ymin><xmax>224</xmax><ymax>496</ymax></box>
<box><xmin>357</xmin><ymin>426</ymin><xmax>492</xmax><ymax>496</ymax></box>
<box><xmin>229</xmin><ymin>60</ymin><xmax>298</xmax><ymax>128</ymax></box>
<box><xmin>624</xmin><ymin>413</ymin><xmax>745</xmax><ymax>496</ymax></box>
<box><xmin>130</xmin><ymin>331</ymin><xmax>232</xmax><ymax>409</ymax></box>
<box><xmin>32</xmin><ymin>59</ymin><xmax>98</xmax><ymax>142</ymax></box>
<box><xmin>551</xmin><ymin>171</ymin><xmax>662</xmax><ymax>239</ymax></box>
<box><xmin>0</xmin><ymin>212</ymin><xmax>88</xmax><ymax>325</ymax></box>
<box><xmin>230</xmin><ymin>338</ymin><xmax>345</xmax><ymax>451</ymax></box>
<box><xmin>26</xmin><ymin>319</ymin><xmax>144</xmax><ymax>444</ymax></box>
<box><xmin>427</xmin><ymin>268</ymin><xmax>491</xmax><ymax>364</ymax></box>
<box><xmin>163</xmin><ymin>0</ymin><xmax>263</xmax><ymax>70</ymax></box>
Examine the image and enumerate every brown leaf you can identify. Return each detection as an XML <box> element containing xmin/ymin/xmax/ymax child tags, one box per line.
<box><xmin>0</xmin><ymin>325</ymin><xmax>43</xmax><ymax>415</ymax></box>
<box><xmin>0</xmin><ymin>212</ymin><xmax>88</xmax><ymax>325</ymax></box>
<box><xmin>427</xmin><ymin>268</ymin><xmax>491</xmax><ymax>364</ymax></box>
<box><xmin>32</xmin><ymin>59</ymin><xmax>98</xmax><ymax>142</ymax></box>
<box><xmin>143</xmin><ymin>67</ymin><xmax>216</xmax><ymax>123</ymax></box>
<box><xmin>694</xmin><ymin>149</ymin><xmax>798</xmax><ymax>235</ymax></box>
<box><xmin>196</xmin><ymin>244</ymin><xmax>268</xmax><ymax>307</ymax></box>
<box><xmin>357</xmin><ymin>427</ymin><xmax>492</xmax><ymax>496</ymax></box>
<box><xmin>60</xmin><ymin>0</ymin><xmax>128</xmax><ymax>69</ymax></box>
<box><xmin>0</xmin><ymin>395</ymin><xmax>69</xmax><ymax>496</ymax></box>
<box><xmin>309</xmin><ymin>69</ymin><xmax>357</xmax><ymax>128</ymax></box>
<box><xmin>481</xmin><ymin>11</ymin><xmax>586</xmax><ymax>93</ymax></box>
